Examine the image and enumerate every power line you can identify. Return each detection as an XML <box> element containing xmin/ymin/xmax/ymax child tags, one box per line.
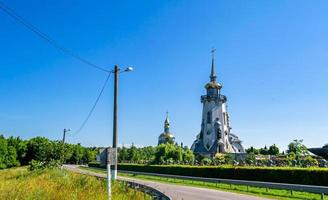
<box><xmin>0</xmin><ymin>1</ymin><xmax>110</xmax><ymax>73</ymax></box>
<box><xmin>74</xmin><ymin>72</ymin><xmax>111</xmax><ymax>135</ymax></box>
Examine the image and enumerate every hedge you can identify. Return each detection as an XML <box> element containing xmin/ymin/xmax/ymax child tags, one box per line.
<box><xmin>88</xmin><ymin>162</ymin><xmax>105</xmax><ymax>168</ymax></box>
<box><xmin>117</xmin><ymin>164</ymin><xmax>328</xmax><ymax>186</ymax></box>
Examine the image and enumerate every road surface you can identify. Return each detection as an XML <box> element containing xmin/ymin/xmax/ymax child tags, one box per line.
<box><xmin>64</xmin><ymin>165</ymin><xmax>271</xmax><ymax>200</ymax></box>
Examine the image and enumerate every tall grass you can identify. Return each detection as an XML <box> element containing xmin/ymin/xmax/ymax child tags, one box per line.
<box><xmin>0</xmin><ymin>167</ymin><xmax>149</xmax><ymax>200</ymax></box>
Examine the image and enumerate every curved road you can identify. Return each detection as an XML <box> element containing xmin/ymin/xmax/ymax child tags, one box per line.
<box><xmin>64</xmin><ymin>165</ymin><xmax>271</xmax><ymax>200</ymax></box>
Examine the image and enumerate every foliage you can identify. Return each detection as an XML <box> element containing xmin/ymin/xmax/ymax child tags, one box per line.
<box><xmin>246</xmin><ymin>146</ymin><xmax>260</xmax><ymax>155</ymax></box>
<box><xmin>301</xmin><ymin>156</ymin><xmax>319</xmax><ymax>167</ymax></box>
<box><xmin>213</xmin><ymin>153</ymin><xmax>225</xmax><ymax>165</ymax></box>
<box><xmin>287</xmin><ymin>139</ymin><xmax>309</xmax><ymax>158</ymax></box>
<box><xmin>28</xmin><ymin>159</ymin><xmax>61</xmax><ymax>171</ymax></box>
<box><xmin>246</xmin><ymin>144</ymin><xmax>280</xmax><ymax>156</ymax></box>
<box><xmin>0</xmin><ymin>167</ymin><xmax>149</xmax><ymax>200</ymax></box>
<box><xmin>0</xmin><ymin>135</ymin><xmax>20</xmax><ymax>169</ymax></box>
<box><xmin>0</xmin><ymin>135</ymin><xmax>97</xmax><ymax>170</ymax></box>
<box><xmin>245</xmin><ymin>153</ymin><xmax>256</xmax><ymax>165</ymax></box>
<box><xmin>119</xmin><ymin>172</ymin><xmax>324</xmax><ymax>200</ymax></box>
<box><xmin>268</xmin><ymin>144</ymin><xmax>280</xmax><ymax>155</ymax></box>
<box><xmin>118</xmin><ymin>164</ymin><xmax>328</xmax><ymax>186</ymax></box>
<box><xmin>88</xmin><ymin>161</ymin><xmax>105</xmax><ymax>168</ymax></box>
<box><xmin>118</xmin><ymin>143</ymin><xmax>194</xmax><ymax>165</ymax></box>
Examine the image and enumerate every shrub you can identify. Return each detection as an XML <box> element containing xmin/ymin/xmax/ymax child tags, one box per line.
<box><xmin>118</xmin><ymin>164</ymin><xmax>328</xmax><ymax>186</ymax></box>
<box><xmin>88</xmin><ymin>161</ymin><xmax>105</xmax><ymax>169</ymax></box>
<box><xmin>28</xmin><ymin>159</ymin><xmax>61</xmax><ymax>171</ymax></box>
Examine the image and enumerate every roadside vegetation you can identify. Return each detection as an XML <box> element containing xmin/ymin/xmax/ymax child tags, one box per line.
<box><xmin>116</xmin><ymin>139</ymin><xmax>326</xmax><ymax>168</ymax></box>
<box><xmin>117</xmin><ymin>164</ymin><xmax>328</xmax><ymax>186</ymax></box>
<box><xmin>0</xmin><ymin>135</ymin><xmax>98</xmax><ymax>170</ymax></box>
<box><xmin>80</xmin><ymin>166</ymin><xmax>324</xmax><ymax>200</ymax></box>
<box><xmin>0</xmin><ymin>167</ymin><xmax>150</xmax><ymax>200</ymax></box>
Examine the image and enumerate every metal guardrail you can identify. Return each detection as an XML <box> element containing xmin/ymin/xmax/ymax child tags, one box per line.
<box><xmin>79</xmin><ymin>170</ymin><xmax>171</xmax><ymax>200</ymax></box>
<box><xmin>123</xmin><ymin>180</ymin><xmax>171</xmax><ymax>200</ymax></box>
<box><xmin>64</xmin><ymin>166</ymin><xmax>171</xmax><ymax>200</ymax></box>
<box><xmin>119</xmin><ymin>170</ymin><xmax>328</xmax><ymax>200</ymax></box>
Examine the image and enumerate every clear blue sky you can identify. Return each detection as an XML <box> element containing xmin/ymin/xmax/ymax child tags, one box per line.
<box><xmin>1</xmin><ymin>0</ymin><xmax>327</xmax><ymax>151</ymax></box>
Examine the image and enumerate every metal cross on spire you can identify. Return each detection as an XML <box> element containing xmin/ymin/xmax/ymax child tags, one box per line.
<box><xmin>211</xmin><ymin>47</ymin><xmax>216</xmax><ymax>56</ymax></box>
<box><xmin>210</xmin><ymin>47</ymin><xmax>217</xmax><ymax>82</ymax></box>
<box><xmin>165</xmin><ymin>111</ymin><xmax>169</xmax><ymax>123</ymax></box>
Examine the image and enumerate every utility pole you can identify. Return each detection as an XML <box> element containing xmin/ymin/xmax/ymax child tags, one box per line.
<box><xmin>111</xmin><ymin>65</ymin><xmax>119</xmax><ymax>180</ymax></box>
<box><xmin>61</xmin><ymin>128</ymin><xmax>71</xmax><ymax>166</ymax></box>
<box><xmin>105</xmin><ymin>65</ymin><xmax>132</xmax><ymax>199</ymax></box>
<box><xmin>110</xmin><ymin>65</ymin><xmax>133</xmax><ymax>180</ymax></box>
<box><xmin>62</xmin><ymin>128</ymin><xmax>71</xmax><ymax>144</ymax></box>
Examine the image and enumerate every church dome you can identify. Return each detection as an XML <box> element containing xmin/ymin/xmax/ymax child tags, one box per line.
<box><xmin>205</xmin><ymin>82</ymin><xmax>222</xmax><ymax>89</ymax></box>
<box><xmin>159</xmin><ymin>132</ymin><xmax>174</xmax><ymax>139</ymax></box>
<box><xmin>158</xmin><ymin>112</ymin><xmax>175</xmax><ymax>145</ymax></box>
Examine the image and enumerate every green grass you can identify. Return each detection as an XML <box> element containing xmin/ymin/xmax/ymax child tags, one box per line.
<box><xmin>0</xmin><ymin>167</ymin><xmax>150</xmax><ymax>200</ymax></box>
<box><xmin>80</xmin><ymin>166</ymin><xmax>326</xmax><ymax>200</ymax></box>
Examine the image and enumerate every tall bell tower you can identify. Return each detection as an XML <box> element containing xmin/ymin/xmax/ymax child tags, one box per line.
<box><xmin>191</xmin><ymin>50</ymin><xmax>245</xmax><ymax>156</ymax></box>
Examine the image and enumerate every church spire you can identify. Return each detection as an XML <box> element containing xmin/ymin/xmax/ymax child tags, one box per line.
<box><xmin>164</xmin><ymin>111</ymin><xmax>170</xmax><ymax>133</ymax></box>
<box><xmin>210</xmin><ymin>48</ymin><xmax>217</xmax><ymax>82</ymax></box>
<box><xmin>204</xmin><ymin>48</ymin><xmax>222</xmax><ymax>91</ymax></box>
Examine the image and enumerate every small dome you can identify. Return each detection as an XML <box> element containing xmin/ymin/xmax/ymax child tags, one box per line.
<box><xmin>205</xmin><ymin>82</ymin><xmax>222</xmax><ymax>89</ymax></box>
<box><xmin>160</xmin><ymin>133</ymin><xmax>174</xmax><ymax>138</ymax></box>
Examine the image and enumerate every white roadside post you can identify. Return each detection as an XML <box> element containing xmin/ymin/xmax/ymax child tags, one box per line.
<box><xmin>107</xmin><ymin>164</ymin><xmax>111</xmax><ymax>199</ymax></box>
<box><xmin>107</xmin><ymin>147</ymin><xmax>117</xmax><ymax>200</ymax></box>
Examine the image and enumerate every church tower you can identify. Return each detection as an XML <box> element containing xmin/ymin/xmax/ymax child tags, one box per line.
<box><xmin>191</xmin><ymin>50</ymin><xmax>245</xmax><ymax>156</ymax></box>
<box><xmin>158</xmin><ymin>112</ymin><xmax>175</xmax><ymax>145</ymax></box>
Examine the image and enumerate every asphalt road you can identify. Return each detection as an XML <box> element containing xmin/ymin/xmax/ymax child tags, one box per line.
<box><xmin>64</xmin><ymin>165</ymin><xmax>271</xmax><ymax>200</ymax></box>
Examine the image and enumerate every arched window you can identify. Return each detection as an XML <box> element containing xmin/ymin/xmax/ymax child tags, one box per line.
<box><xmin>207</xmin><ymin>111</ymin><xmax>212</xmax><ymax>123</ymax></box>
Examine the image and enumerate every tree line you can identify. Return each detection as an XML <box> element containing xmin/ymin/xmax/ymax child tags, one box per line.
<box><xmin>116</xmin><ymin>139</ymin><xmax>324</xmax><ymax>167</ymax></box>
<box><xmin>0</xmin><ymin>135</ymin><xmax>97</xmax><ymax>169</ymax></box>
<box><xmin>118</xmin><ymin>143</ymin><xmax>195</xmax><ymax>165</ymax></box>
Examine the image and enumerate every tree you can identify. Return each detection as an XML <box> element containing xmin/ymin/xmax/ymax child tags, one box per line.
<box><xmin>0</xmin><ymin>135</ymin><xmax>19</xmax><ymax>168</ymax></box>
<box><xmin>154</xmin><ymin>143</ymin><xmax>184</xmax><ymax>164</ymax></box>
<box><xmin>260</xmin><ymin>146</ymin><xmax>269</xmax><ymax>155</ymax></box>
<box><xmin>268</xmin><ymin>144</ymin><xmax>280</xmax><ymax>155</ymax></box>
<box><xmin>25</xmin><ymin>137</ymin><xmax>52</xmax><ymax>163</ymax></box>
<box><xmin>7</xmin><ymin>136</ymin><xmax>27</xmax><ymax>165</ymax></box>
<box><xmin>245</xmin><ymin>153</ymin><xmax>256</xmax><ymax>166</ymax></box>
<box><xmin>213</xmin><ymin>153</ymin><xmax>225</xmax><ymax>165</ymax></box>
<box><xmin>246</xmin><ymin>146</ymin><xmax>260</xmax><ymax>155</ymax></box>
<box><xmin>0</xmin><ymin>135</ymin><xmax>8</xmax><ymax>169</ymax></box>
<box><xmin>128</xmin><ymin>144</ymin><xmax>140</xmax><ymax>163</ymax></box>
<box><xmin>302</xmin><ymin>156</ymin><xmax>318</xmax><ymax>167</ymax></box>
<box><xmin>68</xmin><ymin>143</ymin><xmax>84</xmax><ymax>164</ymax></box>
<box><xmin>287</xmin><ymin>139</ymin><xmax>309</xmax><ymax>158</ymax></box>
<box><xmin>82</xmin><ymin>147</ymin><xmax>97</xmax><ymax>164</ymax></box>
<box><xmin>118</xmin><ymin>147</ymin><xmax>129</xmax><ymax>162</ymax></box>
<box><xmin>6</xmin><ymin>146</ymin><xmax>19</xmax><ymax>167</ymax></box>
<box><xmin>182</xmin><ymin>149</ymin><xmax>195</xmax><ymax>164</ymax></box>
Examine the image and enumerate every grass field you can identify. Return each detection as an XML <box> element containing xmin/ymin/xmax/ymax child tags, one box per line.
<box><xmin>0</xmin><ymin>167</ymin><xmax>150</xmax><ymax>200</ymax></box>
<box><xmin>80</xmin><ymin>166</ymin><xmax>325</xmax><ymax>200</ymax></box>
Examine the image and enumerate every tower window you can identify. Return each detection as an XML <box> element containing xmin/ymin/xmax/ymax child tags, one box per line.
<box><xmin>207</xmin><ymin>111</ymin><xmax>212</xmax><ymax>123</ymax></box>
<box><xmin>223</xmin><ymin>112</ymin><xmax>227</xmax><ymax>125</ymax></box>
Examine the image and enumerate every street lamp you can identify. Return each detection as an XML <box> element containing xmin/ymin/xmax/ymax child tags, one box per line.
<box><xmin>111</xmin><ymin>65</ymin><xmax>133</xmax><ymax>180</ymax></box>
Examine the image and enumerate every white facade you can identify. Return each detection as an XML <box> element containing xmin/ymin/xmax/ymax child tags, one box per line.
<box><xmin>191</xmin><ymin>55</ymin><xmax>245</xmax><ymax>156</ymax></box>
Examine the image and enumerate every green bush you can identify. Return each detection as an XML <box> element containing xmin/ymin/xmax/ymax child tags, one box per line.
<box><xmin>88</xmin><ymin>162</ymin><xmax>105</xmax><ymax>169</ymax></box>
<box><xmin>118</xmin><ymin>164</ymin><xmax>328</xmax><ymax>186</ymax></box>
<box><xmin>28</xmin><ymin>159</ymin><xmax>61</xmax><ymax>171</ymax></box>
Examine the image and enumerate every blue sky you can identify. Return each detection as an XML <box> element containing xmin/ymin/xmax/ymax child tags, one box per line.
<box><xmin>0</xmin><ymin>0</ymin><xmax>327</xmax><ymax>151</ymax></box>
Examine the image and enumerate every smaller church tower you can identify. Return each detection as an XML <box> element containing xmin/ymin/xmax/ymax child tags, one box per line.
<box><xmin>158</xmin><ymin>112</ymin><xmax>175</xmax><ymax>145</ymax></box>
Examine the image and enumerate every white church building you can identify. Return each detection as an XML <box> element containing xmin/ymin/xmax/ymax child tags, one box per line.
<box><xmin>191</xmin><ymin>52</ymin><xmax>245</xmax><ymax>157</ymax></box>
